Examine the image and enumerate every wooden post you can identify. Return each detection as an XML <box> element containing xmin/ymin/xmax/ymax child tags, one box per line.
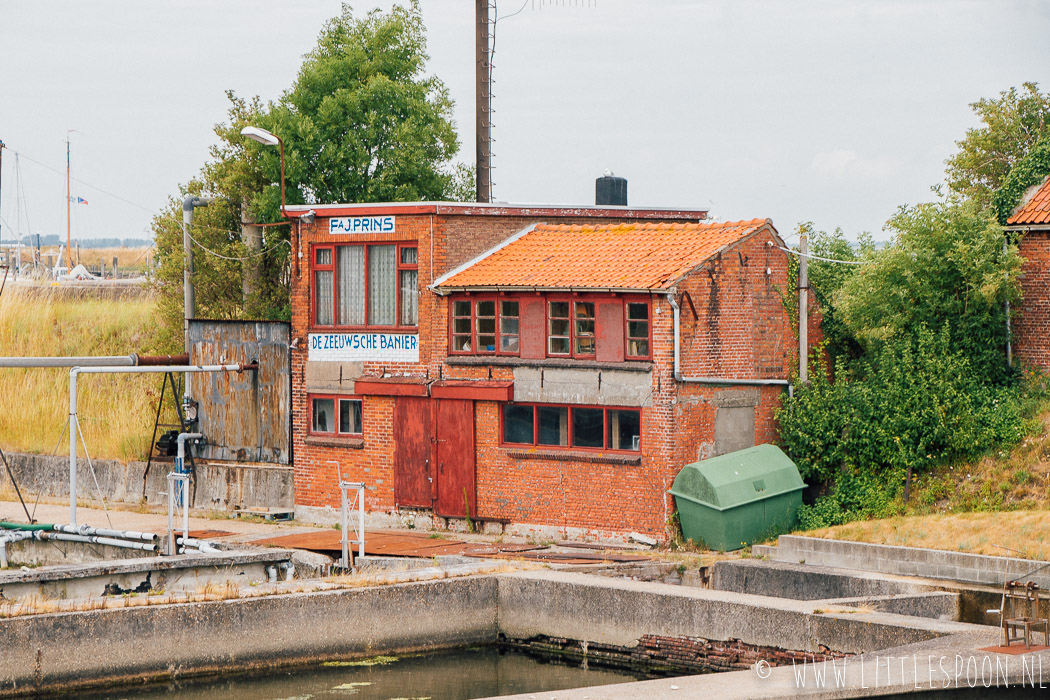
<box><xmin>475</xmin><ymin>0</ymin><xmax>492</xmax><ymax>203</ymax></box>
<box><xmin>799</xmin><ymin>234</ymin><xmax>808</xmax><ymax>383</ymax></box>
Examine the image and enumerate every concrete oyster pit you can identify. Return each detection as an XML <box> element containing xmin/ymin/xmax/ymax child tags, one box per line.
<box><xmin>0</xmin><ymin>569</ymin><xmax>993</xmax><ymax>697</ymax></box>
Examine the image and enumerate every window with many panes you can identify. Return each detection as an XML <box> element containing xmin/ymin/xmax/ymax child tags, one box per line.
<box><xmin>312</xmin><ymin>244</ymin><xmax>417</xmax><ymax>328</ymax></box>
<box><xmin>309</xmin><ymin>395</ymin><xmax>363</xmax><ymax>436</ymax></box>
<box><xmin>449</xmin><ymin>297</ymin><xmax>520</xmax><ymax>355</ymax></box>
<box><xmin>501</xmin><ymin>403</ymin><xmax>641</xmax><ymax>452</ymax></box>
<box><xmin>547</xmin><ymin>299</ymin><xmax>603</xmax><ymax>359</ymax></box>
<box><xmin>625</xmin><ymin>301</ymin><xmax>650</xmax><ymax>359</ymax></box>
<box><xmin>448</xmin><ymin>293</ymin><xmax>650</xmax><ymax>361</ymax></box>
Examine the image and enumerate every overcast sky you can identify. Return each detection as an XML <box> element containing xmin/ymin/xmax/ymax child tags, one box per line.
<box><xmin>1</xmin><ymin>0</ymin><xmax>1048</xmax><ymax>246</ymax></box>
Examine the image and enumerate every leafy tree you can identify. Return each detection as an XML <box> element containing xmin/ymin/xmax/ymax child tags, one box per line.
<box><xmin>991</xmin><ymin>134</ymin><xmax>1050</xmax><ymax>225</ymax></box>
<box><xmin>946</xmin><ymin>82</ymin><xmax>1050</xmax><ymax>209</ymax></box>
<box><xmin>263</xmin><ymin>2</ymin><xmax>460</xmax><ymax>208</ymax></box>
<box><xmin>834</xmin><ymin>194</ymin><xmax>1021</xmax><ymax>381</ymax></box>
<box><xmin>150</xmin><ymin>2</ymin><xmax>465</xmax><ymax>350</ymax></box>
<box><xmin>798</xmin><ymin>224</ymin><xmax>874</xmax><ymax>363</ymax></box>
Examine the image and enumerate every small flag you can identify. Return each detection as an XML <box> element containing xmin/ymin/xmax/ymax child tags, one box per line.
<box><xmin>69</xmin><ymin>196</ymin><xmax>88</xmax><ymax>205</ymax></box>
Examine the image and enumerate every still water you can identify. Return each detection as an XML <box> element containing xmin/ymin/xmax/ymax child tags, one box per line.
<box><xmin>87</xmin><ymin>647</ymin><xmax>642</xmax><ymax>700</ymax></box>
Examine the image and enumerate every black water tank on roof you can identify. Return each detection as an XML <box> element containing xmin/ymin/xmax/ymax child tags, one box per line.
<box><xmin>596</xmin><ymin>174</ymin><xmax>627</xmax><ymax>206</ymax></box>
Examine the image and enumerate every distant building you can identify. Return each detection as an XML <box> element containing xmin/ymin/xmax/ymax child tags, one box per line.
<box><xmin>285</xmin><ymin>200</ymin><xmax>817</xmax><ymax>541</ymax></box>
<box><xmin>1006</xmin><ymin>175</ymin><xmax>1050</xmax><ymax>369</ymax></box>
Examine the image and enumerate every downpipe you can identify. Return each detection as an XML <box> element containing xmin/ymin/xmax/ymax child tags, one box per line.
<box><xmin>666</xmin><ymin>291</ymin><xmax>792</xmax><ymax>394</ymax></box>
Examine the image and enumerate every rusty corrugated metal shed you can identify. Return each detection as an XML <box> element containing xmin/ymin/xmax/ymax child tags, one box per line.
<box><xmin>188</xmin><ymin>320</ymin><xmax>291</xmax><ymax>465</ymax></box>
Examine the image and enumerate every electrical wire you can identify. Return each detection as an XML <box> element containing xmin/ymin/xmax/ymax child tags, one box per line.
<box><xmin>778</xmin><ymin>246</ymin><xmax>868</xmax><ymax>265</ymax></box>
<box><xmin>12</xmin><ymin>149</ymin><xmax>155</xmax><ymax>214</ymax></box>
<box><xmin>187</xmin><ymin>229</ymin><xmax>290</xmax><ymax>261</ymax></box>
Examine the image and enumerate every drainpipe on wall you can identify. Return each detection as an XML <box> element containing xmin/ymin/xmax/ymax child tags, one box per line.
<box><xmin>666</xmin><ymin>291</ymin><xmax>793</xmax><ymax>396</ymax></box>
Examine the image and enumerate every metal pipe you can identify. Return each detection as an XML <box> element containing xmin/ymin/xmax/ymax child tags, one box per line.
<box><xmin>69</xmin><ymin>363</ymin><xmax>255</xmax><ymax>526</ymax></box>
<box><xmin>666</xmin><ymin>291</ymin><xmax>791</xmax><ymax>388</ymax></box>
<box><xmin>0</xmin><ymin>354</ymin><xmax>188</xmax><ymax>368</ymax></box>
<box><xmin>51</xmin><ymin>523</ymin><xmax>157</xmax><ymax>542</ymax></box>
<box><xmin>36</xmin><ymin>531</ymin><xmax>157</xmax><ymax>552</ymax></box>
<box><xmin>176</xmin><ymin>536</ymin><xmax>220</xmax><ymax>554</ymax></box>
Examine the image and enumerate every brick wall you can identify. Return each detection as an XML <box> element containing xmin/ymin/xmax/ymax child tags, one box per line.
<box><xmin>290</xmin><ymin>212</ymin><xmax>811</xmax><ymax>539</ymax></box>
<box><xmin>1016</xmin><ymin>231</ymin><xmax>1050</xmax><ymax>369</ymax></box>
<box><xmin>502</xmin><ymin>633</ymin><xmax>849</xmax><ymax>676</ymax></box>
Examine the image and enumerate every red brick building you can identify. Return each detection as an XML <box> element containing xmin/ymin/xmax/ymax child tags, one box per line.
<box><xmin>1008</xmin><ymin>175</ymin><xmax>1050</xmax><ymax>369</ymax></box>
<box><xmin>286</xmin><ymin>202</ymin><xmax>813</xmax><ymax>541</ymax></box>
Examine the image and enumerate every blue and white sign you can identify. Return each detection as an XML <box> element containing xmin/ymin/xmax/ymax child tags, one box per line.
<box><xmin>308</xmin><ymin>332</ymin><xmax>419</xmax><ymax>363</ymax></box>
<box><xmin>329</xmin><ymin>216</ymin><xmax>395</xmax><ymax>235</ymax></box>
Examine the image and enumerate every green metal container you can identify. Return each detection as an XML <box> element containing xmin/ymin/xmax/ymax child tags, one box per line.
<box><xmin>668</xmin><ymin>444</ymin><xmax>805</xmax><ymax>551</ymax></box>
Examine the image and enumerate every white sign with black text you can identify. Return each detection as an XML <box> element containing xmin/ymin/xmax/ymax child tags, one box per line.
<box><xmin>308</xmin><ymin>332</ymin><xmax>419</xmax><ymax>363</ymax></box>
<box><xmin>328</xmin><ymin>216</ymin><xmax>395</xmax><ymax>235</ymax></box>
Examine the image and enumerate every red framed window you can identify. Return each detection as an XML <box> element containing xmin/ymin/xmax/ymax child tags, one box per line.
<box><xmin>309</xmin><ymin>395</ymin><xmax>363</xmax><ymax>436</ymax></box>
<box><xmin>625</xmin><ymin>300</ymin><xmax>651</xmax><ymax>360</ymax></box>
<box><xmin>548</xmin><ymin>299</ymin><xmax>597</xmax><ymax>358</ymax></box>
<box><xmin>501</xmin><ymin>403</ymin><xmax>641</xmax><ymax>452</ymax></box>
<box><xmin>311</xmin><ymin>243</ymin><xmax>418</xmax><ymax>329</ymax></box>
<box><xmin>448</xmin><ymin>295</ymin><xmax>521</xmax><ymax>356</ymax></box>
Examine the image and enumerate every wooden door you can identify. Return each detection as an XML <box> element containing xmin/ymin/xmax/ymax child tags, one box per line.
<box><xmin>434</xmin><ymin>399</ymin><xmax>476</xmax><ymax>518</ymax></box>
<box><xmin>393</xmin><ymin>396</ymin><xmax>432</xmax><ymax>508</ymax></box>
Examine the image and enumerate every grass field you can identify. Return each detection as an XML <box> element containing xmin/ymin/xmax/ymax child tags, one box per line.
<box><xmin>0</xmin><ymin>284</ymin><xmax>172</xmax><ymax>461</ymax></box>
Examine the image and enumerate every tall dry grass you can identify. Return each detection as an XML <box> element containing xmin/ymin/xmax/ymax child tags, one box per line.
<box><xmin>14</xmin><ymin>245</ymin><xmax>154</xmax><ymax>273</ymax></box>
<box><xmin>0</xmin><ymin>285</ymin><xmax>172</xmax><ymax>461</ymax></box>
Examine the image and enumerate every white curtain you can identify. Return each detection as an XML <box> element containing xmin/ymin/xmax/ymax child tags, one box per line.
<box><xmin>400</xmin><ymin>269</ymin><xmax>419</xmax><ymax>326</ymax></box>
<box><xmin>315</xmin><ymin>271</ymin><xmax>333</xmax><ymax>325</ymax></box>
<box><xmin>337</xmin><ymin>246</ymin><xmax>365</xmax><ymax>326</ymax></box>
<box><xmin>369</xmin><ymin>245</ymin><xmax>396</xmax><ymax>326</ymax></box>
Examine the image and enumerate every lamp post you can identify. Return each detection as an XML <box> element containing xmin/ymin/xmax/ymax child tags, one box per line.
<box><xmin>240</xmin><ymin>126</ymin><xmax>298</xmax><ymax>277</ymax></box>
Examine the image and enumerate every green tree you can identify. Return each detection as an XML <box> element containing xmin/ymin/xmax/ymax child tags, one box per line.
<box><xmin>150</xmin><ymin>2</ymin><xmax>464</xmax><ymax>350</ymax></box>
<box><xmin>834</xmin><ymin>194</ymin><xmax>1021</xmax><ymax>381</ymax></box>
<box><xmin>798</xmin><ymin>224</ymin><xmax>874</xmax><ymax>363</ymax></box>
<box><xmin>991</xmin><ymin>134</ymin><xmax>1050</xmax><ymax>225</ymax></box>
<box><xmin>946</xmin><ymin>82</ymin><xmax>1050</xmax><ymax>209</ymax></box>
<box><xmin>264</xmin><ymin>2</ymin><xmax>459</xmax><ymax>206</ymax></box>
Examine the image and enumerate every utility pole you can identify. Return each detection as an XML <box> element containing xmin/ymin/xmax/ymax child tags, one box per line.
<box><xmin>798</xmin><ymin>234</ymin><xmax>809</xmax><ymax>383</ymax></box>
<box><xmin>0</xmin><ymin>139</ymin><xmax>5</xmax><ymax>248</ymax></box>
<box><xmin>475</xmin><ymin>0</ymin><xmax>492</xmax><ymax>203</ymax></box>
<box><xmin>182</xmin><ymin>195</ymin><xmax>212</xmax><ymax>355</ymax></box>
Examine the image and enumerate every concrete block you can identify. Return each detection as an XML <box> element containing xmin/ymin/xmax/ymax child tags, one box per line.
<box><xmin>511</xmin><ymin>366</ymin><xmax>651</xmax><ymax>407</ymax></box>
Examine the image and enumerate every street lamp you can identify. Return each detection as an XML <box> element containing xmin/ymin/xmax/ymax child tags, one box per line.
<box><xmin>241</xmin><ymin>126</ymin><xmax>287</xmax><ymax>218</ymax></box>
<box><xmin>241</xmin><ymin>125</ymin><xmax>299</xmax><ymax>277</ymax></box>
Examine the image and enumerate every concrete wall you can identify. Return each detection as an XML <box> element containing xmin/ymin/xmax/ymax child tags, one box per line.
<box><xmin>0</xmin><ymin>577</ymin><xmax>498</xmax><ymax>695</ymax></box>
<box><xmin>0</xmin><ymin>570</ymin><xmax>988</xmax><ymax>696</ymax></box>
<box><xmin>496</xmin><ymin>571</ymin><xmax>980</xmax><ymax>656</ymax></box>
<box><xmin>711</xmin><ymin>559</ymin><xmax>922</xmax><ymax>600</ymax></box>
<box><xmin>0</xmin><ymin>452</ymin><xmax>293</xmax><ymax>513</ymax></box>
<box><xmin>0</xmin><ymin>550</ymin><xmax>291</xmax><ymax>600</ymax></box>
<box><xmin>772</xmin><ymin>535</ymin><xmax>1050</xmax><ymax>589</ymax></box>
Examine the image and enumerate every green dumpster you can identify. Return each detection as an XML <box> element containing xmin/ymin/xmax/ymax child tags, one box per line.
<box><xmin>668</xmin><ymin>444</ymin><xmax>805</xmax><ymax>551</ymax></box>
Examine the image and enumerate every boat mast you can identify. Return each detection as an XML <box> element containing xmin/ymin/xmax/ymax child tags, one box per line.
<box><xmin>66</xmin><ymin>134</ymin><xmax>72</xmax><ymax>272</ymax></box>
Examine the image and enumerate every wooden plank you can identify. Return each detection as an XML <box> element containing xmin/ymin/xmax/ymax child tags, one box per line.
<box><xmin>394</xmin><ymin>397</ymin><xmax>432</xmax><ymax>508</ymax></box>
<box><xmin>435</xmin><ymin>399</ymin><xmax>476</xmax><ymax>518</ymax></box>
<box><xmin>519</xmin><ymin>297</ymin><xmax>546</xmax><ymax>359</ymax></box>
<box><xmin>596</xmin><ymin>300</ymin><xmax>625</xmax><ymax>362</ymax></box>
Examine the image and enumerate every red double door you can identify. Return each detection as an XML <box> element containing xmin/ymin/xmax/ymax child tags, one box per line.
<box><xmin>393</xmin><ymin>397</ymin><xmax>476</xmax><ymax>519</ymax></box>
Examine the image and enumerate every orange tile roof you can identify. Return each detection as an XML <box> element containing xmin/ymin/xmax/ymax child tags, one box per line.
<box><xmin>435</xmin><ymin>219</ymin><xmax>773</xmax><ymax>291</ymax></box>
<box><xmin>1008</xmin><ymin>175</ymin><xmax>1050</xmax><ymax>226</ymax></box>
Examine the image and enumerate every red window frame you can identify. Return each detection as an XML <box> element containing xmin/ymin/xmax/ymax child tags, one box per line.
<box><xmin>310</xmin><ymin>242</ymin><xmax>418</xmax><ymax>331</ymax></box>
<box><xmin>546</xmin><ymin>297</ymin><xmax>599</xmax><ymax>359</ymax></box>
<box><xmin>447</xmin><ymin>293</ymin><xmax>651</xmax><ymax>361</ymax></box>
<box><xmin>499</xmin><ymin>402</ymin><xmax>642</xmax><ymax>453</ymax></box>
<box><xmin>624</xmin><ymin>297</ymin><xmax>652</xmax><ymax>361</ymax></box>
<box><xmin>308</xmin><ymin>394</ymin><xmax>364</xmax><ymax>436</ymax></box>
<box><xmin>447</xmin><ymin>293</ymin><xmax>522</xmax><ymax>357</ymax></box>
